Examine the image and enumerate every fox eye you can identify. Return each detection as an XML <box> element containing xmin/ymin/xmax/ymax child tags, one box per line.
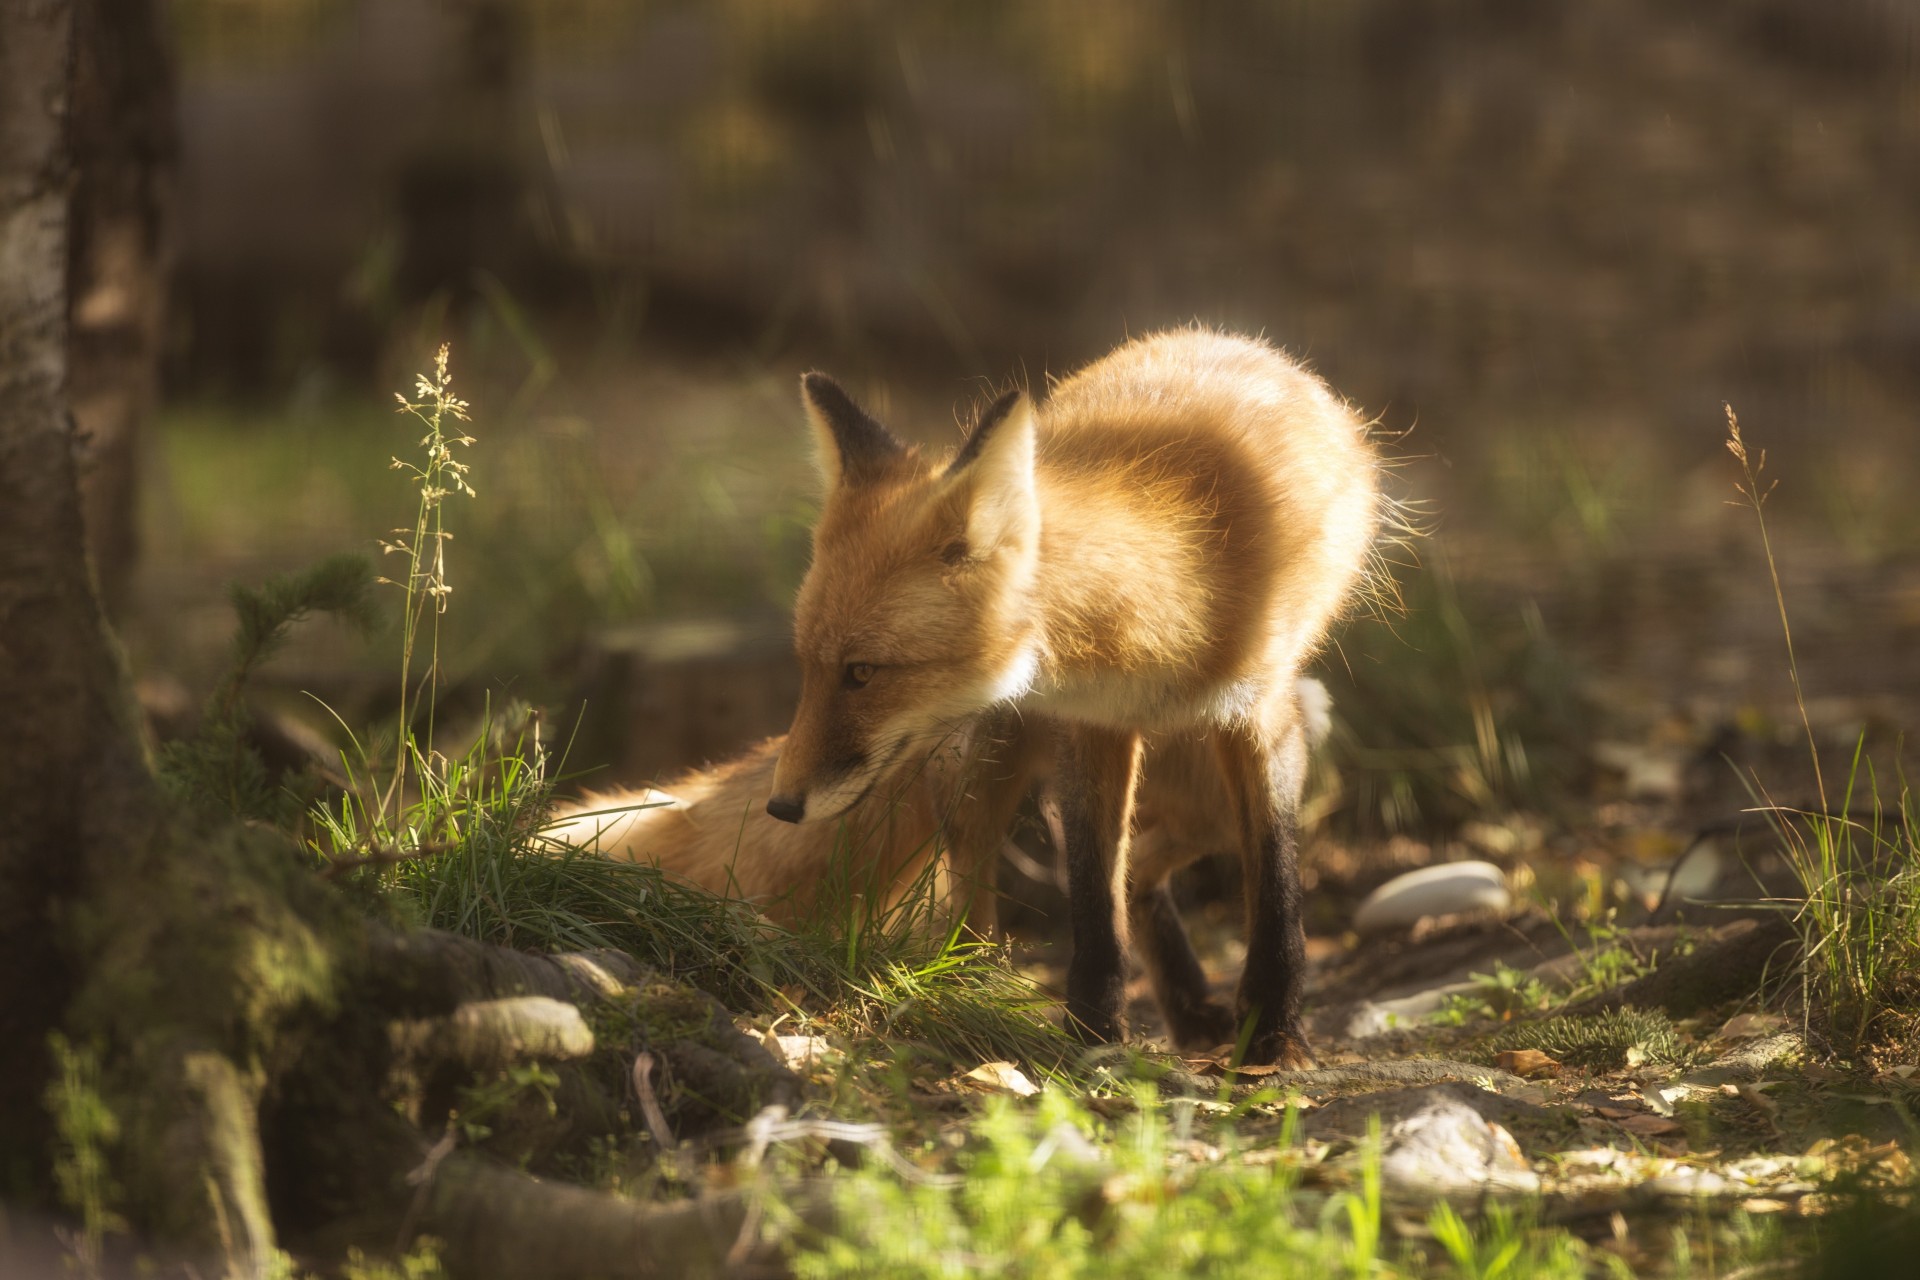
<box><xmin>843</xmin><ymin>662</ymin><xmax>878</xmax><ymax>690</ymax></box>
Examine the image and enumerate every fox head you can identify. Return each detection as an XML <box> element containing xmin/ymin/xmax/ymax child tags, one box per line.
<box><xmin>767</xmin><ymin>373</ymin><xmax>1042</xmax><ymax>823</ymax></box>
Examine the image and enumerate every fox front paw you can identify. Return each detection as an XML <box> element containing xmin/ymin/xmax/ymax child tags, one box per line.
<box><xmin>1244</xmin><ymin>1026</ymin><xmax>1317</xmax><ymax>1070</ymax></box>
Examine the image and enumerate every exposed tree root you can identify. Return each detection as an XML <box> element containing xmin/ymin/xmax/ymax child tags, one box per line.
<box><xmin>1570</xmin><ymin>915</ymin><xmax>1799</xmax><ymax>1019</ymax></box>
<box><xmin>418</xmin><ymin>1155</ymin><xmax>830</xmax><ymax>1280</ymax></box>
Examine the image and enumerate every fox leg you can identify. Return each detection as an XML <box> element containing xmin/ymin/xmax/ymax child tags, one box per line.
<box><xmin>938</xmin><ymin>710</ymin><xmax>1051</xmax><ymax>936</ymax></box>
<box><xmin>1057</xmin><ymin>725</ymin><xmax>1142</xmax><ymax>1044</ymax></box>
<box><xmin>1127</xmin><ymin>829</ymin><xmax>1236</xmax><ymax>1050</ymax></box>
<box><xmin>1214</xmin><ymin>699</ymin><xmax>1315</xmax><ymax>1068</ymax></box>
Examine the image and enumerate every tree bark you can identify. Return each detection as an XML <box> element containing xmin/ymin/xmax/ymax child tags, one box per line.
<box><xmin>67</xmin><ymin>0</ymin><xmax>175</xmax><ymax>615</ymax></box>
<box><xmin>0</xmin><ymin>0</ymin><xmax>159</xmax><ymax>1196</ymax></box>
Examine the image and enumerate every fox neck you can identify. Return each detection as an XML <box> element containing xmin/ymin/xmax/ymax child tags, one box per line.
<box><xmin>1009</xmin><ymin>471</ymin><xmax>1238</xmax><ymax>731</ymax></box>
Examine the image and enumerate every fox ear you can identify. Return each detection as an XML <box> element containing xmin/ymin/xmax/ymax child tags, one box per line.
<box><xmin>801</xmin><ymin>372</ymin><xmax>906</xmax><ymax>489</ymax></box>
<box><xmin>940</xmin><ymin>389</ymin><xmax>1037</xmax><ymax>556</ymax></box>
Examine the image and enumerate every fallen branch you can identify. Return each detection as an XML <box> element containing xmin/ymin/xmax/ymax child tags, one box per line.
<box><xmin>320</xmin><ymin>840</ymin><xmax>452</xmax><ymax>880</ymax></box>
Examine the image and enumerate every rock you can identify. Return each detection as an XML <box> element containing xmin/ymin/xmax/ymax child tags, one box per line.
<box><xmin>1353</xmin><ymin>861</ymin><xmax>1510</xmax><ymax>934</ymax></box>
<box><xmin>1307</xmin><ymin>1082</ymin><xmax>1552</xmax><ymax>1194</ymax></box>
<box><xmin>389</xmin><ymin>996</ymin><xmax>596</xmax><ymax>1073</ymax></box>
<box><xmin>1370</xmin><ymin>1092</ymin><xmax>1540</xmax><ymax>1195</ymax></box>
<box><xmin>1678</xmin><ymin>1031</ymin><xmax>1804</xmax><ymax>1086</ymax></box>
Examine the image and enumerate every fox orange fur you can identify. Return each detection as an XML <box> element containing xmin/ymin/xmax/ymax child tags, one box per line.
<box><xmin>768</xmin><ymin>329</ymin><xmax>1379</xmax><ymax>1063</ymax></box>
<box><xmin>543</xmin><ymin>714</ymin><xmax>1043</xmax><ymax>929</ymax></box>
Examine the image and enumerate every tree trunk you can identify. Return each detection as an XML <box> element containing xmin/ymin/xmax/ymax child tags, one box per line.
<box><xmin>67</xmin><ymin>0</ymin><xmax>176</xmax><ymax>615</ymax></box>
<box><xmin>3</xmin><ymin>13</ymin><xmax>812</xmax><ymax>1274</ymax></box>
<box><xmin>0</xmin><ymin>0</ymin><xmax>156</xmax><ymax>1197</ymax></box>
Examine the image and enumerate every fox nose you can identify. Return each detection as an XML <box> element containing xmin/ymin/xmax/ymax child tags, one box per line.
<box><xmin>766</xmin><ymin>795</ymin><xmax>806</xmax><ymax>824</ymax></box>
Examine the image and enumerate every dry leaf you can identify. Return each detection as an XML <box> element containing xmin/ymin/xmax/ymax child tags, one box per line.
<box><xmin>765</xmin><ymin>1034</ymin><xmax>832</xmax><ymax>1071</ymax></box>
<box><xmin>1614</xmin><ymin>1114</ymin><xmax>1683</xmax><ymax>1138</ymax></box>
<box><xmin>1717</xmin><ymin>1013</ymin><xmax>1788</xmax><ymax>1041</ymax></box>
<box><xmin>1495</xmin><ymin>1049</ymin><xmax>1563</xmax><ymax>1079</ymax></box>
<box><xmin>963</xmin><ymin>1062</ymin><xmax>1039</xmax><ymax>1097</ymax></box>
<box><xmin>1736</xmin><ymin>1083</ymin><xmax>1782</xmax><ymax>1132</ymax></box>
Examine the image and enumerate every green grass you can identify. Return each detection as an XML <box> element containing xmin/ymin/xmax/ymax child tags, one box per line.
<box><xmin>308</xmin><ymin>710</ymin><xmax>1073</xmax><ymax>1070</ymax></box>
<box><xmin>765</xmin><ymin>1091</ymin><xmax>1615</xmax><ymax>1280</ymax></box>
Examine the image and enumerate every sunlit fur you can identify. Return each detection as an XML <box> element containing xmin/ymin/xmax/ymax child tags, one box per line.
<box><xmin>773</xmin><ymin>329</ymin><xmax>1379</xmax><ymax>815</ymax></box>
<box><xmin>544</xmin><ymin>736</ymin><xmax>965</xmax><ymax>927</ymax></box>
<box><xmin>772</xmin><ymin>328</ymin><xmax>1380</xmax><ymax>1063</ymax></box>
<box><xmin>542</xmin><ymin>720</ymin><xmax>1233</xmax><ymax>929</ymax></box>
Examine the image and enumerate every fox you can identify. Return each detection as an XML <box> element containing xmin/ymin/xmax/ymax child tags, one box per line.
<box><xmin>766</xmin><ymin>328</ymin><xmax>1380</xmax><ymax>1064</ymax></box>
<box><xmin>545</xmin><ymin>677</ymin><xmax>1334</xmax><ymax>1050</ymax></box>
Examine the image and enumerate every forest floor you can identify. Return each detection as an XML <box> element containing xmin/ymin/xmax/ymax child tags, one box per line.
<box><xmin>107</xmin><ymin>367</ymin><xmax>1920</xmax><ymax>1277</ymax></box>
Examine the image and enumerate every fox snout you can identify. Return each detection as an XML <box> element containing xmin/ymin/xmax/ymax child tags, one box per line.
<box><xmin>767</xmin><ymin>735</ymin><xmax>891</xmax><ymax>824</ymax></box>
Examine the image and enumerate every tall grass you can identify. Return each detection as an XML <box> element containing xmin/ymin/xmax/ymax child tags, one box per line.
<box><xmin>1725</xmin><ymin>406</ymin><xmax>1920</xmax><ymax>1063</ymax></box>
<box><xmin>376</xmin><ymin>344</ymin><xmax>475</xmax><ymax>827</ymax></box>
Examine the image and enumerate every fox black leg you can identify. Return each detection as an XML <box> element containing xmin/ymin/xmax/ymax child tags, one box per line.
<box><xmin>1056</xmin><ymin>726</ymin><xmax>1142</xmax><ymax>1045</ymax></box>
<box><xmin>1214</xmin><ymin>708</ymin><xmax>1315</xmax><ymax>1068</ymax></box>
<box><xmin>1128</xmin><ymin>877</ymin><xmax>1236</xmax><ymax>1049</ymax></box>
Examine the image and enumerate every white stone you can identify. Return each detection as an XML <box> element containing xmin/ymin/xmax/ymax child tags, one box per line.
<box><xmin>1376</xmin><ymin>1096</ymin><xmax>1539</xmax><ymax>1195</ymax></box>
<box><xmin>1353</xmin><ymin>861</ymin><xmax>1510</xmax><ymax>934</ymax></box>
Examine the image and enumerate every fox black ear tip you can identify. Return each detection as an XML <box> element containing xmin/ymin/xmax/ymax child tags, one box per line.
<box><xmin>800</xmin><ymin>370</ymin><xmax>839</xmax><ymax>399</ymax></box>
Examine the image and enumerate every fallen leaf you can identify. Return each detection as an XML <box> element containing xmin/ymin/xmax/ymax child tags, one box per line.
<box><xmin>1495</xmin><ymin>1049</ymin><xmax>1563</xmax><ymax>1079</ymax></box>
<box><xmin>1614</xmin><ymin>1114</ymin><xmax>1683</xmax><ymax>1138</ymax></box>
<box><xmin>963</xmin><ymin>1061</ymin><xmax>1039</xmax><ymax>1097</ymax></box>
<box><xmin>765</xmin><ymin>1034</ymin><xmax>832</xmax><ymax>1071</ymax></box>
<box><xmin>1717</xmin><ymin>1013</ymin><xmax>1788</xmax><ymax>1041</ymax></box>
<box><xmin>1226</xmin><ymin>1062</ymin><xmax>1287</xmax><ymax>1079</ymax></box>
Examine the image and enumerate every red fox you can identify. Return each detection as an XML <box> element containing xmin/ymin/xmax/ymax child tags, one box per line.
<box><xmin>768</xmin><ymin>329</ymin><xmax>1380</xmax><ymax>1064</ymax></box>
<box><xmin>545</xmin><ymin>677</ymin><xmax>1333</xmax><ymax>1051</ymax></box>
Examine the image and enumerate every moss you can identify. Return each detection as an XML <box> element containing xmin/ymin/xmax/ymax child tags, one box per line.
<box><xmin>68</xmin><ymin>814</ymin><xmax>349</xmax><ymax>1057</ymax></box>
<box><xmin>1487</xmin><ymin>1007</ymin><xmax>1686</xmax><ymax>1071</ymax></box>
<box><xmin>58</xmin><ymin>802</ymin><xmax>364</xmax><ymax>1261</ymax></box>
<box><xmin>590</xmin><ymin>980</ymin><xmax>795</xmax><ymax>1132</ymax></box>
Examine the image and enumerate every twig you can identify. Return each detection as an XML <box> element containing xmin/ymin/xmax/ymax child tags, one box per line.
<box><xmin>320</xmin><ymin>841</ymin><xmax>452</xmax><ymax>881</ymax></box>
<box><xmin>631</xmin><ymin>1052</ymin><xmax>679</xmax><ymax>1157</ymax></box>
<box><xmin>396</xmin><ymin>1130</ymin><xmax>458</xmax><ymax>1255</ymax></box>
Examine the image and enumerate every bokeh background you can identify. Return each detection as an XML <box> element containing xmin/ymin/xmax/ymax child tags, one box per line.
<box><xmin>128</xmin><ymin>0</ymin><xmax>1920</xmax><ymax>864</ymax></box>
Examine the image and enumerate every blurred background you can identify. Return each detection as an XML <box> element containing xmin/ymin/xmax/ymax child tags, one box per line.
<box><xmin>113</xmin><ymin>0</ymin><xmax>1920</xmax><ymax>884</ymax></box>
